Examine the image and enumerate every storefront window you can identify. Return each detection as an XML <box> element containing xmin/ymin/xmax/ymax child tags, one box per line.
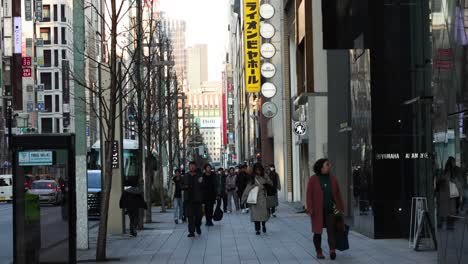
<box><xmin>432</xmin><ymin>1</ymin><xmax>468</xmax><ymax>262</ymax></box>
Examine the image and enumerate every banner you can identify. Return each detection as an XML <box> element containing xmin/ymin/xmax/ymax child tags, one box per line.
<box><xmin>244</xmin><ymin>0</ymin><xmax>261</xmax><ymax>92</ymax></box>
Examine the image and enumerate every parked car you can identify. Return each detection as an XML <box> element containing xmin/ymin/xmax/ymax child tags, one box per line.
<box><xmin>0</xmin><ymin>175</ymin><xmax>13</xmax><ymax>202</ymax></box>
<box><xmin>29</xmin><ymin>180</ymin><xmax>63</xmax><ymax>205</ymax></box>
<box><xmin>87</xmin><ymin>170</ymin><xmax>102</xmax><ymax>217</ymax></box>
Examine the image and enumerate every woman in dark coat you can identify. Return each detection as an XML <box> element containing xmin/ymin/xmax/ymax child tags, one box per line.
<box><xmin>306</xmin><ymin>159</ymin><xmax>345</xmax><ymax>260</ymax></box>
<box><xmin>242</xmin><ymin>163</ymin><xmax>273</xmax><ymax>235</ymax></box>
<box><xmin>202</xmin><ymin>164</ymin><xmax>218</xmax><ymax>226</ymax></box>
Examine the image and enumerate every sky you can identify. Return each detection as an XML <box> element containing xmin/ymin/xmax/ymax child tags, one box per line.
<box><xmin>159</xmin><ymin>0</ymin><xmax>230</xmax><ymax>82</ymax></box>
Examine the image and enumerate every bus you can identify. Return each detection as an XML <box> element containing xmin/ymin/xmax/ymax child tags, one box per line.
<box><xmin>88</xmin><ymin>139</ymin><xmax>139</xmax><ymax>186</ymax></box>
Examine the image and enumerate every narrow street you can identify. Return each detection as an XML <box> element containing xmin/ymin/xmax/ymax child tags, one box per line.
<box><xmin>0</xmin><ymin>202</ymin><xmax>12</xmax><ymax>261</ymax></box>
<box><xmin>78</xmin><ymin>202</ymin><xmax>436</xmax><ymax>264</ymax></box>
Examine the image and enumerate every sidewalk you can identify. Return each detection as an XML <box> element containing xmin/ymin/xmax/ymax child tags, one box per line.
<box><xmin>78</xmin><ymin>202</ymin><xmax>437</xmax><ymax>264</ymax></box>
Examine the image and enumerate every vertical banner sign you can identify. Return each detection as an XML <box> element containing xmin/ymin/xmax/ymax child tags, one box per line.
<box><xmin>222</xmin><ymin>72</ymin><xmax>228</xmax><ymax>146</ymax></box>
<box><xmin>244</xmin><ymin>0</ymin><xmax>261</xmax><ymax>93</ymax></box>
<box><xmin>13</xmin><ymin>17</ymin><xmax>22</xmax><ymax>54</ymax></box>
<box><xmin>36</xmin><ymin>0</ymin><xmax>43</xmax><ymax>22</ymax></box>
<box><xmin>62</xmin><ymin>60</ymin><xmax>70</xmax><ymax>128</ymax></box>
<box><xmin>25</xmin><ymin>0</ymin><xmax>32</xmax><ymax>21</ymax></box>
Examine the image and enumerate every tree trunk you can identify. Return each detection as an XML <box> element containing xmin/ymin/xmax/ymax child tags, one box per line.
<box><xmin>135</xmin><ymin>0</ymin><xmax>145</xmax><ymax>230</ymax></box>
<box><xmin>158</xmin><ymin>39</ymin><xmax>166</xmax><ymax>212</ymax></box>
<box><xmin>144</xmin><ymin>56</ymin><xmax>154</xmax><ymax>223</ymax></box>
<box><xmin>96</xmin><ymin>1</ymin><xmax>118</xmax><ymax>259</ymax></box>
<box><xmin>166</xmin><ymin>46</ymin><xmax>174</xmax><ymax>197</ymax></box>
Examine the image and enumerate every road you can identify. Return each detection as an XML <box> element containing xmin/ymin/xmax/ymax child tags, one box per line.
<box><xmin>0</xmin><ymin>202</ymin><xmax>12</xmax><ymax>263</ymax></box>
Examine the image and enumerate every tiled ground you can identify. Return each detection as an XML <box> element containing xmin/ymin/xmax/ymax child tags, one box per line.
<box><xmin>78</xmin><ymin>202</ymin><xmax>437</xmax><ymax>264</ymax></box>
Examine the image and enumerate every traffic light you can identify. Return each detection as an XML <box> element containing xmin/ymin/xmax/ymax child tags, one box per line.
<box><xmin>4</xmin><ymin>85</ymin><xmax>11</xmax><ymax>96</ymax></box>
<box><xmin>203</xmin><ymin>150</ymin><xmax>207</xmax><ymax>159</ymax></box>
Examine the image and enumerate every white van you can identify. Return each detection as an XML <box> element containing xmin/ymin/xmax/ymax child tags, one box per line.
<box><xmin>0</xmin><ymin>174</ymin><xmax>13</xmax><ymax>202</ymax></box>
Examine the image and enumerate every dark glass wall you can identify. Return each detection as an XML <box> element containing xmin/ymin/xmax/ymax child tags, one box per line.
<box><xmin>349</xmin><ymin>0</ymin><xmax>432</xmax><ymax>238</ymax></box>
<box><xmin>431</xmin><ymin>0</ymin><xmax>468</xmax><ymax>263</ymax></box>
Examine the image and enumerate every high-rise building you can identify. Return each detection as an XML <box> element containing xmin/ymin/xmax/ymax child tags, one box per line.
<box><xmin>35</xmin><ymin>1</ymin><xmax>75</xmax><ymax>134</ymax></box>
<box><xmin>187</xmin><ymin>44</ymin><xmax>208</xmax><ymax>93</ymax></box>
<box><xmin>162</xmin><ymin>18</ymin><xmax>187</xmax><ymax>90</ymax></box>
<box><xmin>187</xmin><ymin>90</ymin><xmax>223</xmax><ymax>163</ymax></box>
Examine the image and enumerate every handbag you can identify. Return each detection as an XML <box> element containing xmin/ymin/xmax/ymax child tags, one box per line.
<box><xmin>449</xmin><ymin>181</ymin><xmax>460</xmax><ymax>198</ymax></box>
<box><xmin>213</xmin><ymin>200</ymin><xmax>224</xmax><ymax>221</ymax></box>
<box><xmin>247</xmin><ymin>179</ymin><xmax>261</xmax><ymax>204</ymax></box>
<box><xmin>335</xmin><ymin>224</ymin><xmax>350</xmax><ymax>251</ymax></box>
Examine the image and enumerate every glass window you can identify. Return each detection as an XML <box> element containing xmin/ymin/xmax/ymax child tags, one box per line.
<box><xmin>53</xmin><ymin>5</ymin><xmax>58</xmax><ymax>21</ymax></box>
<box><xmin>54</xmin><ymin>50</ymin><xmax>59</xmax><ymax>67</ymax></box>
<box><xmin>55</xmin><ymin>72</ymin><xmax>59</xmax><ymax>89</ymax></box>
<box><xmin>43</xmin><ymin>50</ymin><xmax>51</xmax><ymax>67</ymax></box>
<box><xmin>42</xmin><ymin>5</ymin><xmax>50</xmax><ymax>21</ymax></box>
<box><xmin>41</xmin><ymin>72</ymin><xmax>52</xmax><ymax>90</ymax></box>
<box><xmin>44</xmin><ymin>95</ymin><xmax>52</xmax><ymax>112</ymax></box>
<box><xmin>54</xmin><ymin>27</ymin><xmax>58</xmax><ymax>44</ymax></box>
<box><xmin>61</xmin><ymin>5</ymin><xmax>66</xmax><ymax>22</ymax></box>
<box><xmin>42</xmin><ymin>118</ymin><xmax>52</xmax><ymax>132</ymax></box>
<box><xmin>61</xmin><ymin>27</ymin><xmax>67</xmax><ymax>44</ymax></box>
<box><xmin>55</xmin><ymin>95</ymin><xmax>60</xmax><ymax>112</ymax></box>
<box><xmin>40</xmin><ymin>28</ymin><xmax>51</xmax><ymax>44</ymax></box>
<box><xmin>56</xmin><ymin>118</ymin><xmax>60</xmax><ymax>133</ymax></box>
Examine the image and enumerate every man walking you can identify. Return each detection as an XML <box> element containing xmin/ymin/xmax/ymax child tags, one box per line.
<box><xmin>172</xmin><ymin>169</ymin><xmax>183</xmax><ymax>224</ymax></box>
<box><xmin>119</xmin><ymin>185</ymin><xmax>147</xmax><ymax>237</ymax></box>
<box><xmin>183</xmin><ymin>162</ymin><xmax>204</xmax><ymax>237</ymax></box>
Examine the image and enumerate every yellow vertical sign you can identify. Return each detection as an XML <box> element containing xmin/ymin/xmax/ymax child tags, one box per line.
<box><xmin>244</xmin><ymin>0</ymin><xmax>261</xmax><ymax>93</ymax></box>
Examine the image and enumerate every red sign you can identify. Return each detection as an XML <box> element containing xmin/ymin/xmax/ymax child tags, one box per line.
<box><xmin>435</xmin><ymin>60</ymin><xmax>452</xmax><ymax>70</ymax></box>
<box><xmin>22</xmin><ymin>57</ymin><xmax>32</xmax><ymax>67</ymax></box>
<box><xmin>22</xmin><ymin>68</ymin><xmax>32</xmax><ymax>77</ymax></box>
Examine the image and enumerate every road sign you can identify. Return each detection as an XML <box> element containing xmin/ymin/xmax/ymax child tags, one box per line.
<box><xmin>37</xmin><ymin>102</ymin><xmax>45</xmax><ymax>112</ymax></box>
<box><xmin>27</xmin><ymin>101</ymin><xmax>34</xmax><ymax>112</ymax></box>
<box><xmin>22</xmin><ymin>68</ymin><xmax>32</xmax><ymax>77</ymax></box>
<box><xmin>294</xmin><ymin>121</ymin><xmax>307</xmax><ymax>136</ymax></box>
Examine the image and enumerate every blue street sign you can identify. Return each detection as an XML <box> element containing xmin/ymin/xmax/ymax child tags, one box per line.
<box><xmin>37</xmin><ymin>102</ymin><xmax>45</xmax><ymax>112</ymax></box>
<box><xmin>27</xmin><ymin>101</ymin><xmax>34</xmax><ymax>113</ymax></box>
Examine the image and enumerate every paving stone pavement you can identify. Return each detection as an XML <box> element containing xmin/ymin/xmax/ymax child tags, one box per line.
<box><xmin>78</xmin><ymin>202</ymin><xmax>437</xmax><ymax>264</ymax></box>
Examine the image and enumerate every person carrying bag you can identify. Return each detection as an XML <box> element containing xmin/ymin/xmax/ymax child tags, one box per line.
<box><xmin>242</xmin><ymin>163</ymin><xmax>273</xmax><ymax>235</ymax></box>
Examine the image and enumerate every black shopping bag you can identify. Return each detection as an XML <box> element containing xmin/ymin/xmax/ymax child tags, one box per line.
<box><xmin>213</xmin><ymin>200</ymin><xmax>224</xmax><ymax>221</ymax></box>
<box><xmin>335</xmin><ymin>224</ymin><xmax>350</xmax><ymax>251</ymax></box>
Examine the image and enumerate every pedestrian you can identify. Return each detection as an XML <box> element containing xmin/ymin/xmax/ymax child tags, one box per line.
<box><xmin>172</xmin><ymin>169</ymin><xmax>183</xmax><ymax>224</ymax></box>
<box><xmin>217</xmin><ymin>167</ymin><xmax>228</xmax><ymax>212</ymax></box>
<box><xmin>436</xmin><ymin>157</ymin><xmax>464</xmax><ymax>229</ymax></box>
<box><xmin>119</xmin><ymin>185</ymin><xmax>148</xmax><ymax>237</ymax></box>
<box><xmin>242</xmin><ymin>163</ymin><xmax>273</xmax><ymax>235</ymax></box>
<box><xmin>306</xmin><ymin>158</ymin><xmax>345</xmax><ymax>260</ymax></box>
<box><xmin>183</xmin><ymin>162</ymin><xmax>204</xmax><ymax>237</ymax></box>
<box><xmin>236</xmin><ymin>165</ymin><xmax>250</xmax><ymax>213</ymax></box>
<box><xmin>266</xmin><ymin>164</ymin><xmax>281</xmax><ymax>217</ymax></box>
<box><xmin>226</xmin><ymin>167</ymin><xmax>239</xmax><ymax>213</ymax></box>
<box><xmin>202</xmin><ymin>164</ymin><xmax>218</xmax><ymax>226</ymax></box>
